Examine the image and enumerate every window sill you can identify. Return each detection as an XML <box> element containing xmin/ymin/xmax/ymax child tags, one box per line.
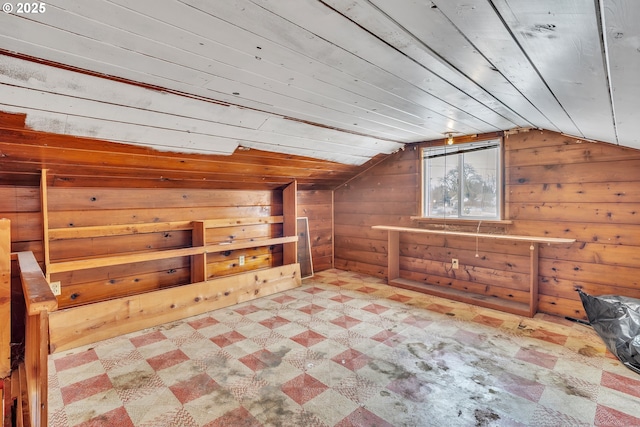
<box><xmin>410</xmin><ymin>216</ymin><xmax>513</xmax><ymax>226</ymax></box>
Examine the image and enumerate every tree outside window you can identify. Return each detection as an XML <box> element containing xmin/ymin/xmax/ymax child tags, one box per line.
<box><xmin>423</xmin><ymin>140</ymin><xmax>500</xmax><ymax>219</ymax></box>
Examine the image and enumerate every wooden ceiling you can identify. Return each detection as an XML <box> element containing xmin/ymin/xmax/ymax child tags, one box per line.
<box><xmin>0</xmin><ymin>0</ymin><xmax>638</xmax><ymax>174</ymax></box>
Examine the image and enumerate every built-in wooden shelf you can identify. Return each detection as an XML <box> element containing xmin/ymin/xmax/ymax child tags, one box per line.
<box><xmin>372</xmin><ymin>225</ymin><xmax>576</xmax><ymax>317</ymax></box>
<box><xmin>40</xmin><ymin>175</ymin><xmax>302</xmax><ymax>352</ymax></box>
<box><xmin>47</xmin><ymin>235</ymin><xmax>298</xmax><ymax>274</ymax></box>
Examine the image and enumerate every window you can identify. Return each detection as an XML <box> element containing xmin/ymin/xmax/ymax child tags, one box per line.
<box><xmin>422</xmin><ymin>139</ymin><xmax>501</xmax><ymax>219</ymax></box>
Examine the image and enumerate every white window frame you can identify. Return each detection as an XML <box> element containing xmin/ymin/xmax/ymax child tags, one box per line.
<box><xmin>421</xmin><ymin>139</ymin><xmax>503</xmax><ymax>220</ymax></box>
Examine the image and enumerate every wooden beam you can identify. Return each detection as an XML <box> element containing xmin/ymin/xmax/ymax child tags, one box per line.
<box><xmin>0</xmin><ymin>219</ymin><xmax>10</xmax><ymax>378</ymax></box>
<box><xmin>387</xmin><ymin>230</ymin><xmax>399</xmax><ymax>281</ymax></box>
<box><xmin>191</xmin><ymin>221</ymin><xmax>206</xmax><ymax>283</ymax></box>
<box><xmin>16</xmin><ymin>252</ymin><xmax>57</xmax><ymax>316</ymax></box>
<box><xmin>40</xmin><ymin>170</ymin><xmax>50</xmax><ymax>281</ymax></box>
<box><xmin>49</xmin><ymin>264</ymin><xmax>301</xmax><ymax>352</ymax></box>
<box><xmin>529</xmin><ymin>243</ymin><xmax>539</xmax><ymax>317</ymax></box>
<box><xmin>2</xmin><ymin>376</ymin><xmax>12</xmax><ymax>427</ymax></box>
<box><xmin>283</xmin><ymin>181</ymin><xmax>298</xmax><ymax>265</ymax></box>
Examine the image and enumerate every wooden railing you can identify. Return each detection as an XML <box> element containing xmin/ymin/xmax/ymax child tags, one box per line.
<box><xmin>13</xmin><ymin>251</ymin><xmax>58</xmax><ymax>427</ymax></box>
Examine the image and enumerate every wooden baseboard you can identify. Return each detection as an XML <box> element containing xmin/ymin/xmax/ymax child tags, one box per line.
<box><xmin>49</xmin><ymin>264</ymin><xmax>301</xmax><ymax>353</ymax></box>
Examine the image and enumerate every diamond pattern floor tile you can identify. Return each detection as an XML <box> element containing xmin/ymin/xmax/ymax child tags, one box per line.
<box><xmin>49</xmin><ymin>269</ymin><xmax>640</xmax><ymax>426</ymax></box>
<box><xmin>281</xmin><ymin>373</ymin><xmax>329</xmax><ymax>405</ymax></box>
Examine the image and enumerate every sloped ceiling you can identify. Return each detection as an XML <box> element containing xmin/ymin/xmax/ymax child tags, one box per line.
<box><xmin>0</xmin><ymin>0</ymin><xmax>638</xmax><ymax>166</ymax></box>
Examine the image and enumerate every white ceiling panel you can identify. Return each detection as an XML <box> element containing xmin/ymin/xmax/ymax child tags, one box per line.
<box><xmin>0</xmin><ymin>0</ymin><xmax>636</xmax><ymax>163</ymax></box>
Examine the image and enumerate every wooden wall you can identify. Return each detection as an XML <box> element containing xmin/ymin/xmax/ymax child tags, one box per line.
<box><xmin>0</xmin><ymin>184</ymin><xmax>334</xmax><ymax>309</ymax></box>
<box><xmin>42</xmin><ymin>186</ymin><xmax>333</xmax><ymax>308</ymax></box>
<box><xmin>297</xmin><ymin>190</ymin><xmax>333</xmax><ymax>273</ymax></box>
<box><xmin>0</xmin><ymin>119</ymin><xmax>338</xmax><ymax>365</ymax></box>
<box><xmin>0</xmin><ymin>187</ymin><xmax>41</xmax><ymax>365</ymax></box>
<box><xmin>335</xmin><ymin>129</ymin><xmax>640</xmax><ymax>319</ymax></box>
<box><xmin>0</xmin><ymin>219</ymin><xmax>10</xmax><ymax>377</ymax></box>
<box><xmin>47</xmin><ymin>187</ymin><xmax>284</xmax><ymax>308</ymax></box>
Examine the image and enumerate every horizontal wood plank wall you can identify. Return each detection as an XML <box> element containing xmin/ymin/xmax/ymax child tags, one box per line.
<box><xmin>335</xmin><ymin>130</ymin><xmax>640</xmax><ymax>319</ymax></box>
<box><xmin>0</xmin><ymin>113</ymin><xmax>383</xmax><ymax>191</ymax></box>
<box><xmin>506</xmin><ymin>130</ymin><xmax>640</xmax><ymax>317</ymax></box>
<box><xmin>297</xmin><ymin>190</ymin><xmax>333</xmax><ymax>272</ymax></box>
<box><xmin>0</xmin><ymin>187</ymin><xmax>43</xmax><ymax>260</ymax></box>
<box><xmin>48</xmin><ymin>187</ymin><xmax>283</xmax><ymax>308</ymax></box>
<box><xmin>335</xmin><ymin>148</ymin><xmax>417</xmax><ymax>277</ymax></box>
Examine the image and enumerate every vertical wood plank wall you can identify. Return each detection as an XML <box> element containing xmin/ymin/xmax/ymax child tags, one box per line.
<box><xmin>335</xmin><ymin>130</ymin><xmax>640</xmax><ymax>319</ymax></box>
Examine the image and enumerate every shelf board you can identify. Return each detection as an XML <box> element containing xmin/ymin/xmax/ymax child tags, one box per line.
<box><xmin>390</xmin><ymin>278</ymin><xmax>531</xmax><ymax>317</ymax></box>
<box><xmin>48</xmin><ymin>236</ymin><xmax>299</xmax><ymax>274</ymax></box>
<box><xmin>372</xmin><ymin>225</ymin><xmax>575</xmax><ymax>244</ymax></box>
<box><xmin>205</xmin><ymin>236</ymin><xmax>298</xmax><ymax>253</ymax></box>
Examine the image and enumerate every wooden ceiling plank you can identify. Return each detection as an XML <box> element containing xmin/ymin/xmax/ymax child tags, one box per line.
<box><xmin>0</xmin><ymin>126</ymin><xmax>361</xmax><ymax>173</ymax></box>
<box><xmin>43</xmin><ymin>0</ymin><xmax>456</xmax><ymax>139</ymax></box>
<box><xmin>492</xmin><ymin>0</ymin><xmax>617</xmax><ymax>144</ymax></box>
<box><xmin>0</xmin><ymin>102</ymin><xmax>238</xmax><ymax>155</ymax></box>
<box><xmin>0</xmin><ymin>85</ymin><xmax>380</xmax><ymax>163</ymax></box>
<box><xmin>242</xmin><ymin>0</ymin><xmax>517</xmax><ymax>130</ymax></box>
<box><xmin>0</xmin><ymin>50</ymin><xmax>411</xmax><ymax>150</ymax></box>
<box><xmin>0</xmin><ymin>15</ymin><xmax>425</xmax><ymax>144</ymax></box>
<box><xmin>602</xmin><ymin>0</ymin><xmax>640</xmax><ymax>148</ymax></box>
<box><xmin>0</xmin><ymin>142</ymin><xmax>351</xmax><ymax>181</ymax></box>
<box><xmin>324</xmin><ymin>0</ymin><xmax>544</xmax><ymax>129</ymax></box>
<box><xmin>0</xmin><ymin>53</ymin><xmax>272</xmax><ymax>130</ymax></box>
<box><xmin>102</xmin><ymin>3</ymin><xmax>496</xmax><ymax>135</ymax></box>
<box><xmin>254</xmin><ymin>117</ymin><xmax>399</xmax><ymax>151</ymax></box>
<box><xmin>111</xmin><ymin>0</ymin><xmax>497</xmax><ymax>136</ymax></box>
<box><xmin>427</xmin><ymin>0</ymin><xmax>580</xmax><ymax>135</ymax></box>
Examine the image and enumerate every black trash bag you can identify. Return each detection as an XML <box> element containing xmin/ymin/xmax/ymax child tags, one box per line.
<box><xmin>578</xmin><ymin>289</ymin><xmax>640</xmax><ymax>374</ymax></box>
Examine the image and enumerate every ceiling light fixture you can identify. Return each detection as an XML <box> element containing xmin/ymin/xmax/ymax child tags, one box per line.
<box><xmin>446</xmin><ymin>133</ymin><xmax>454</xmax><ymax>145</ymax></box>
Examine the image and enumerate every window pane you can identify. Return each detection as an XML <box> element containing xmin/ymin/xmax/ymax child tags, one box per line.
<box><xmin>423</xmin><ymin>139</ymin><xmax>500</xmax><ymax>220</ymax></box>
<box><xmin>460</xmin><ymin>148</ymin><xmax>498</xmax><ymax>217</ymax></box>
<box><xmin>425</xmin><ymin>154</ymin><xmax>460</xmax><ymax>218</ymax></box>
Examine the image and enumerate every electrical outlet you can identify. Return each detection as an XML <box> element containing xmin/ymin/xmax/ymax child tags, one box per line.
<box><xmin>49</xmin><ymin>281</ymin><xmax>61</xmax><ymax>296</ymax></box>
<box><xmin>239</xmin><ymin>255</ymin><xmax>245</xmax><ymax>266</ymax></box>
<box><xmin>452</xmin><ymin>259</ymin><xmax>459</xmax><ymax>270</ymax></box>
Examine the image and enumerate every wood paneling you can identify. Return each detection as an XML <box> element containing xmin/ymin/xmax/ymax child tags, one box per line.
<box><xmin>297</xmin><ymin>190</ymin><xmax>333</xmax><ymax>272</ymax></box>
<box><xmin>0</xmin><ymin>219</ymin><xmax>10</xmax><ymax>377</ymax></box>
<box><xmin>0</xmin><ymin>114</ymin><xmax>385</xmax><ymax>190</ymax></box>
<box><xmin>335</xmin><ymin>129</ymin><xmax>640</xmax><ymax>319</ymax></box>
<box><xmin>46</xmin><ymin>186</ymin><xmax>285</xmax><ymax>308</ymax></box>
<box><xmin>49</xmin><ymin>264</ymin><xmax>302</xmax><ymax>353</ymax></box>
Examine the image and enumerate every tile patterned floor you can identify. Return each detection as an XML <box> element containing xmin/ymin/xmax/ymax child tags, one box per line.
<box><xmin>49</xmin><ymin>269</ymin><xmax>640</xmax><ymax>426</ymax></box>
